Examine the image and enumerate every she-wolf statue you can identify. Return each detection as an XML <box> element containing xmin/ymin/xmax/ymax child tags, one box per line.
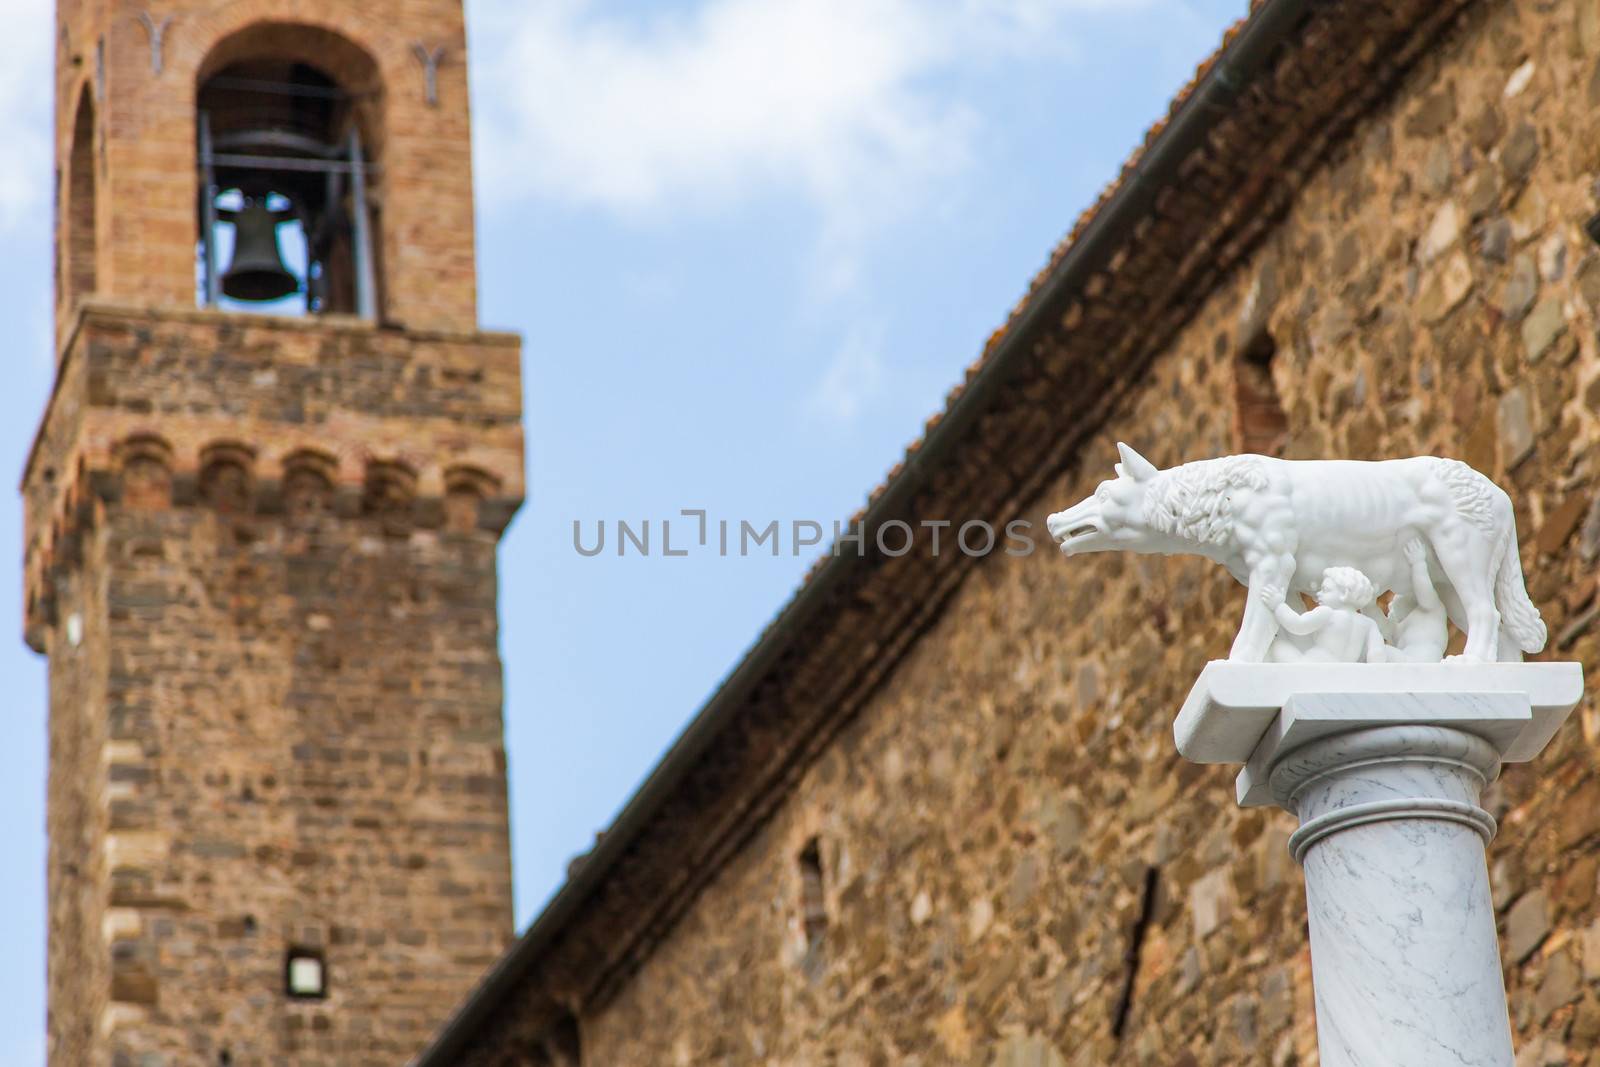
<box><xmin>1044</xmin><ymin>443</ymin><xmax>1547</xmax><ymax>664</ymax></box>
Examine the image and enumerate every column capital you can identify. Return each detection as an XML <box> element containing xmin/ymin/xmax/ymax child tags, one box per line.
<box><xmin>1267</xmin><ymin>720</ymin><xmax>1504</xmax><ymax>861</ymax></box>
<box><xmin>1241</xmin><ymin>693</ymin><xmax>1524</xmax><ymax>810</ymax></box>
<box><xmin>1175</xmin><ymin>661</ymin><xmax>1583</xmax><ymax>774</ymax></box>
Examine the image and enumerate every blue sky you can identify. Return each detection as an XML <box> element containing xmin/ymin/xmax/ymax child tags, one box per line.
<box><xmin>0</xmin><ymin>0</ymin><xmax>1245</xmax><ymax>1059</ymax></box>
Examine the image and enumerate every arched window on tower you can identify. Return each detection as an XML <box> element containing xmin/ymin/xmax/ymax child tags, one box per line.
<box><xmin>65</xmin><ymin>90</ymin><xmax>97</xmax><ymax>306</ymax></box>
<box><xmin>196</xmin><ymin>26</ymin><xmax>382</xmax><ymax>318</ymax></box>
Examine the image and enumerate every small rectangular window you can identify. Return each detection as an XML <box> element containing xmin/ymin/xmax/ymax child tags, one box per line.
<box><xmin>1233</xmin><ymin>327</ymin><xmax>1288</xmax><ymax>456</ymax></box>
<box><xmin>544</xmin><ymin>1014</ymin><xmax>582</xmax><ymax>1066</ymax></box>
<box><xmin>284</xmin><ymin>947</ymin><xmax>326</xmax><ymax>999</ymax></box>
<box><xmin>799</xmin><ymin>838</ymin><xmax>827</xmax><ymax>950</ymax></box>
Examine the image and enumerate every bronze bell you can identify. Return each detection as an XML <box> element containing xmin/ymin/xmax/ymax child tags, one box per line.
<box><xmin>218</xmin><ymin>195</ymin><xmax>298</xmax><ymax>302</ymax></box>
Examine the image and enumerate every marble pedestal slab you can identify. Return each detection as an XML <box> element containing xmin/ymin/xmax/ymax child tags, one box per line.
<box><xmin>1177</xmin><ymin>662</ymin><xmax>1583</xmax><ymax>1067</ymax></box>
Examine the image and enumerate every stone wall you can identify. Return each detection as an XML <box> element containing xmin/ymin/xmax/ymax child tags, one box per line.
<box><xmin>575</xmin><ymin>2</ymin><xmax>1600</xmax><ymax>1064</ymax></box>
<box><xmin>32</xmin><ymin>306</ymin><xmax>523</xmax><ymax>1066</ymax></box>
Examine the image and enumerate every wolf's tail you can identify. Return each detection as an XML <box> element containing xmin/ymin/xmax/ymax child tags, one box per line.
<box><xmin>1432</xmin><ymin>457</ymin><xmax>1546</xmax><ymax>656</ymax></box>
<box><xmin>1495</xmin><ymin>522</ymin><xmax>1547</xmax><ymax>654</ymax></box>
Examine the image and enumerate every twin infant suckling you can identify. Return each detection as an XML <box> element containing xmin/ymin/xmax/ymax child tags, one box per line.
<box><xmin>1261</xmin><ymin>537</ymin><xmax>1447</xmax><ymax>664</ymax></box>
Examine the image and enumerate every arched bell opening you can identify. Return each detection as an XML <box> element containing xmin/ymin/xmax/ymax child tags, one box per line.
<box><xmin>64</xmin><ymin>89</ymin><xmax>98</xmax><ymax>309</ymax></box>
<box><xmin>195</xmin><ymin>25</ymin><xmax>383</xmax><ymax>318</ymax></box>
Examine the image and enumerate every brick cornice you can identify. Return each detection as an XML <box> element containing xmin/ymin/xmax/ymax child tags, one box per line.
<box><xmin>24</xmin><ymin>302</ymin><xmax>524</xmax><ymax>655</ymax></box>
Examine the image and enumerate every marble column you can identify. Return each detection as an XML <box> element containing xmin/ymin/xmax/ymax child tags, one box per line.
<box><xmin>1274</xmin><ymin>713</ymin><xmax>1509</xmax><ymax>1065</ymax></box>
<box><xmin>1175</xmin><ymin>662</ymin><xmax>1584</xmax><ymax>1067</ymax></box>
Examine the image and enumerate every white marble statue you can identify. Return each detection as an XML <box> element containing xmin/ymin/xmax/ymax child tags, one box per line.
<box><xmin>1045</xmin><ymin>444</ymin><xmax>1546</xmax><ymax>663</ymax></box>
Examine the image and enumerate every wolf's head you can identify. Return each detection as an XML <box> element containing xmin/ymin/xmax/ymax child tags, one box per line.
<box><xmin>1046</xmin><ymin>443</ymin><xmax>1162</xmax><ymax>556</ymax></box>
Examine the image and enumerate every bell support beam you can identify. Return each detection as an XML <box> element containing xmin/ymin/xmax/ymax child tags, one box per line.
<box><xmin>349</xmin><ymin>128</ymin><xmax>377</xmax><ymax>320</ymax></box>
<box><xmin>198</xmin><ymin>111</ymin><xmax>220</xmax><ymax>306</ymax></box>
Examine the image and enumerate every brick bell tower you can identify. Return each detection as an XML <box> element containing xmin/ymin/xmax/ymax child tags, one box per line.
<box><xmin>30</xmin><ymin>2</ymin><xmax>521</xmax><ymax>1064</ymax></box>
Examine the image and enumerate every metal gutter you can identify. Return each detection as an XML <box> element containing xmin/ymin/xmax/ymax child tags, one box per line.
<box><xmin>411</xmin><ymin>1</ymin><xmax>1313</xmax><ymax>1060</ymax></box>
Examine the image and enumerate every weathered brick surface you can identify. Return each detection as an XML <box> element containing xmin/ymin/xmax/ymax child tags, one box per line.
<box><xmin>58</xmin><ymin>500</ymin><xmax>514</xmax><ymax>1066</ymax></box>
<box><xmin>39</xmin><ymin>0</ymin><xmax>520</xmax><ymax>1062</ymax></box>
<box><xmin>32</xmin><ymin>300</ymin><xmax>523</xmax><ymax>1066</ymax></box>
<box><xmin>451</xmin><ymin>1</ymin><xmax>1600</xmax><ymax>1064</ymax></box>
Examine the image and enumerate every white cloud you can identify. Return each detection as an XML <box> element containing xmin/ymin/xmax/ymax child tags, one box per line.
<box><xmin>469</xmin><ymin>0</ymin><xmax>1163</xmax><ymax>238</ymax></box>
<box><xmin>0</xmin><ymin>0</ymin><xmax>52</xmax><ymax>234</ymax></box>
<box><xmin>809</xmin><ymin>323</ymin><xmax>886</xmax><ymax>424</ymax></box>
<box><xmin>466</xmin><ymin>0</ymin><xmax>1183</xmax><ymax>422</ymax></box>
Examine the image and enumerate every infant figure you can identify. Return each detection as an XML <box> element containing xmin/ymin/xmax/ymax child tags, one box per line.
<box><xmin>1262</xmin><ymin>566</ymin><xmax>1387</xmax><ymax>664</ymax></box>
<box><xmin>1376</xmin><ymin>536</ymin><xmax>1449</xmax><ymax>663</ymax></box>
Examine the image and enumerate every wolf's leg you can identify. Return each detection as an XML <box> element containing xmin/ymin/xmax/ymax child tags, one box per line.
<box><xmin>1436</xmin><ymin>580</ymin><xmax>1469</xmax><ymax>641</ymax></box>
<box><xmin>1230</xmin><ymin>557</ymin><xmax>1295</xmax><ymax>661</ymax></box>
<box><xmin>1429</xmin><ymin>522</ymin><xmax>1500</xmax><ymax>661</ymax></box>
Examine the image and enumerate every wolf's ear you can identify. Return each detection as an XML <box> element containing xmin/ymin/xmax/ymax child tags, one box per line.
<box><xmin>1116</xmin><ymin>442</ymin><xmax>1158</xmax><ymax>482</ymax></box>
